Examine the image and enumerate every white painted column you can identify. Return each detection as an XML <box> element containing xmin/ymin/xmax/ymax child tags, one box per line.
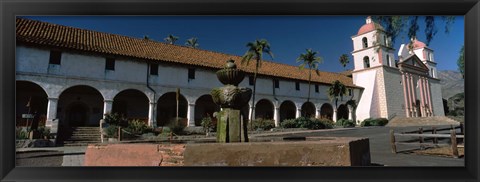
<box><xmin>401</xmin><ymin>73</ymin><xmax>410</xmax><ymax>117</ymax></box>
<box><xmin>348</xmin><ymin>106</ymin><xmax>353</xmax><ymax>120</ymax></box>
<box><xmin>409</xmin><ymin>74</ymin><xmax>418</xmax><ymax>117</ymax></box>
<box><xmin>333</xmin><ymin>109</ymin><xmax>338</xmax><ymax>122</ymax></box>
<box><xmin>274</xmin><ymin>107</ymin><xmax>280</xmax><ymax>127</ymax></box>
<box><xmin>418</xmin><ymin>77</ymin><xmax>426</xmax><ymax>117</ymax></box>
<box><xmin>46</xmin><ymin>97</ymin><xmax>58</xmax><ymax>124</ymax></box>
<box><xmin>315</xmin><ymin>108</ymin><xmax>321</xmax><ymax>119</ymax></box>
<box><xmin>148</xmin><ymin>102</ymin><xmax>157</xmax><ymax>127</ymax></box>
<box><xmin>103</xmin><ymin>100</ymin><xmax>113</xmax><ymax>118</ymax></box>
<box><xmin>187</xmin><ymin>103</ymin><xmax>196</xmax><ymax>127</ymax></box>
<box><xmin>405</xmin><ymin>73</ymin><xmax>412</xmax><ymax>117</ymax></box>
<box><xmin>296</xmin><ymin>108</ymin><xmax>301</xmax><ymax>118</ymax></box>
<box><xmin>425</xmin><ymin>79</ymin><xmax>433</xmax><ymax>116</ymax></box>
<box><xmin>249</xmin><ymin>105</ymin><xmax>255</xmax><ymax>121</ymax></box>
<box><xmin>45</xmin><ymin>97</ymin><xmax>59</xmax><ymax>134</ymax></box>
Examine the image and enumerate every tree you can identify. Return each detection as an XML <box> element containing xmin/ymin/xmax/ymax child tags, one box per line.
<box><xmin>327</xmin><ymin>80</ymin><xmax>347</xmax><ymax>115</ymax></box>
<box><xmin>457</xmin><ymin>45</ymin><xmax>464</xmax><ymax>79</ymax></box>
<box><xmin>372</xmin><ymin>16</ymin><xmax>455</xmax><ymax>46</ymax></box>
<box><xmin>339</xmin><ymin>54</ymin><xmax>349</xmax><ymax>70</ymax></box>
<box><xmin>241</xmin><ymin>39</ymin><xmax>274</xmax><ymax>124</ymax></box>
<box><xmin>143</xmin><ymin>35</ymin><xmax>150</xmax><ymax>40</ymax></box>
<box><xmin>164</xmin><ymin>34</ymin><xmax>179</xmax><ymax>45</ymax></box>
<box><xmin>297</xmin><ymin>49</ymin><xmax>323</xmax><ymax>103</ymax></box>
<box><xmin>185</xmin><ymin>37</ymin><xmax>199</xmax><ymax>48</ymax></box>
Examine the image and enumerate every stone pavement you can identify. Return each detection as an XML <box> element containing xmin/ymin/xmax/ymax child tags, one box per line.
<box><xmin>17</xmin><ymin>146</ymin><xmax>87</xmax><ymax>166</ymax></box>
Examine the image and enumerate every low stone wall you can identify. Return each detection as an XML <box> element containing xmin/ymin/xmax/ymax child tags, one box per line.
<box><xmin>84</xmin><ymin>137</ymin><xmax>370</xmax><ymax>166</ymax></box>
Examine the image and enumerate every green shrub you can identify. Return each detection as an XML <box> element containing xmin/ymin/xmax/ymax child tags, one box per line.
<box><xmin>125</xmin><ymin>119</ymin><xmax>151</xmax><ymax>135</ymax></box>
<box><xmin>36</xmin><ymin>126</ymin><xmax>51</xmax><ymax>139</ymax></box>
<box><xmin>250</xmin><ymin>118</ymin><xmax>275</xmax><ymax>131</ymax></box>
<box><xmin>16</xmin><ymin>127</ymin><xmax>28</xmax><ymax>140</ymax></box>
<box><xmin>168</xmin><ymin>118</ymin><xmax>186</xmax><ymax>135</ymax></box>
<box><xmin>104</xmin><ymin>113</ymin><xmax>128</xmax><ymax>127</ymax></box>
<box><xmin>281</xmin><ymin>119</ymin><xmax>297</xmax><ymax>128</ymax></box>
<box><xmin>317</xmin><ymin>118</ymin><xmax>335</xmax><ymax>129</ymax></box>
<box><xmin>201</xmin><ymin>116</ymin><xmax>214</xmax><ymax>132</ymax></box>
<box><xmin>336</xmin><ymin>118</ymin><xmax>355</xmax><ymax>128</ymax></box>
<box><xmin>360</xmin><ymin>118</ymin><xmax>389</xmax><ymax>127</ymax></box>
<box><xmin>105</xmin><ymin>125</ymin><xmax>118</xmax><ymax>138</ymax></box>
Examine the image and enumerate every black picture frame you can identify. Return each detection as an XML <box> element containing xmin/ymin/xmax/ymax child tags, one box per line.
<box><xmin>1</xmin><ymin>0</ymin><xmax>479</xmax><ymax>181</ymax></box>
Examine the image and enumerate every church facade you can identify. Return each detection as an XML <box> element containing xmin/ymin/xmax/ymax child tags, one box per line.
<box><xmin>15</xmin><ymin>17</ymin><xmax>444</xmax><ymax>135</ymax></box>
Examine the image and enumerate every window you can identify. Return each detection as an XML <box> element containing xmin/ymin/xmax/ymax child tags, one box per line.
<box><xmin>249</xmin><ymin>76</ymin><xmax>254</xmax><ymax>86</ymax></box>
<box><xmin>315</xmin><ymin>84</ymin><xmax>319</xmax><ymax>93</ymax></box>
<box><xmin>384</xmin><ymin>35</ymin><xmax>388</xmax><ymax>46</ymax></box>
<box><xmin>150</xmin><ymin>63</ymin><xmax>158</xmax><ymax>75</ymax></box>
<box><xmin>105</xmin><ymin>58</ymin><xmax>115</xmax><ymax>70</ymax></box>
<box><xmin>386</xmin><ymin>55</ymin><xmax>391</xmax><ymax>67</ymax></box>
<box><xmin>295</xmin><ymin>82</ymin><xmax>300</xmax><ymax>91</ymax></box>
<box><xmin>49</xmin><ymin>50</ymin><xmax>61</xmax><ymax>65</ymax></box>
<box><xmin>363</xmin><ymin>56</ymin><xmax>370</xmax><ymax>68</ymax></box>
<box><xmin>362</xmin><ymin>37</ymin><xmax>368</xmax><ymax>48</ymax></box>
<box><xmin>274</xmin><ymin>79</ymin><xmax>279</xmax><ymax>88</ymax></box>
<box><xmin>348</xmin><ymin>89</ymin><xmax>352</xmax><ymax>96</ymax></box>
<box><xmin>188</xmin><ymin>68</ymin><xmax>195</xmax><ymax>79</ymax></box>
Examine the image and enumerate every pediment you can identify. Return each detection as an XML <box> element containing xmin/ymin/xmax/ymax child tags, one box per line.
<box><xmin>398</xmin><ymin>54</ymin><xmax>429</xmax><ymax>72</ymax></box>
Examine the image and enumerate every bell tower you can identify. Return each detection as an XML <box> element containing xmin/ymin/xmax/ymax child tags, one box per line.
<box><xmin>351</xmin><ymin>16</ymin><xmax>396</xmax><ymax>121</ymax></box>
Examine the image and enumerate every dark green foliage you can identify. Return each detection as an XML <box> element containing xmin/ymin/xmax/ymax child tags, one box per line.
<box><xmin>105</xmin><ymin>125</ymin><xmax>118</xmax><ymax>138</ymax></box>
<box><xmin>104</xmin><ymin>113</ymin><xmax>128</xmax><ymax>127</ymax></box>
<box><xmin>360</xmin><ymin>118</ymin><xmax>389</xmax><ymax>127</ymax></box>
<box><xmin>168</xmin><ymin>118</ymin><xmax>186</xmax><ymax>135</ymax></box>
<box><xmin>280</xmin><ymin>119</ymin><xmax>297</xmax><ymax>128</ymax></box>
<box><xmin>16</xmin><ymin>127</ymin><xmax>28</xmax><ymax>140</ymax></box>
<box><xmin>280</xmin><ymin>117</ymin><xmax>334</xmax><ymax>130</ymax></box>
<box><xmin>250</xmin><ymin>118</ymin><xmax>275</xmax><ymax>131</ymax></box>
<box><xmin>201</xmin><ymin>116</ymin><xmax>214</xmax><ymax>132</ymax></box>
<box><xmin>336</xmin><ymin>118</ymin><xmax>356</xmax><ymax>128</ymax></box>
<box><xmin>125</xmin><ymin>119</ymin><xmax>151</xmax><ymax>135</ymax></box>
<box><xmin>457</xmin><ymin>45</ymin><xmax>464</xmax><ymax>78</ymax></box>
<box><xmin>36</xmin><ymin>126</ymin><xmax>51</xmax><ymax>139</ymax></box>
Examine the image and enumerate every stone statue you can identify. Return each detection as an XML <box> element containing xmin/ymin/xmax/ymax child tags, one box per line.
<box><xmin>211</xmin><ymin>59</ymin><xmax>252</xmax><ymax>142</ymax></box>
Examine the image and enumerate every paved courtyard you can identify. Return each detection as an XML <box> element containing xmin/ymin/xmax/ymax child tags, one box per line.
<box><xmin>16</xmin><ymin>126</ymin><xmax>464</xmax><ymax>167</ymax></box>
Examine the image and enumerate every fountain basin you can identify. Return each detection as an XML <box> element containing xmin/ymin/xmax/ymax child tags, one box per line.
<box><xmin>84</xmin><ymin>137</ymin><xmax>370</xmax><ymax>166</ymax></box>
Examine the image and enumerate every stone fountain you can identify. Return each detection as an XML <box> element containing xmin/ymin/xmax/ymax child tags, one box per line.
<box><xmin>210</xmin><ymin>59</ymin><xmax>251</xmax><ymax>142</ymax></box>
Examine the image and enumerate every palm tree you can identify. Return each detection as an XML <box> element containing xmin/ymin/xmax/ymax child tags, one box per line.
<box><xmin>241</xmin><ymin>39</ymin><xmax>274</xmax><ymax>124</ymax></box>
<box><xmin>327</xmin><ymin>80</ymin><xmax>347</xmax><ymax>121</ymax></box>
<box><xmin>164</xmin><ymin>34</ymin><xmax>179</xmax><ymax>45</ymax></box>
<box><xmin>185</xmin><ymin>37</ymin><xmax>199</xmax><ymax>48</ymax></box>
<box><xmin>339</xmin><ymin>54</ymin><xmax>349</xmax><ymax>70</ymax></box>
<box><xmin>297</xmin><ymin>49</ymin><xmax>323</xmax><ymax>103</ymax></box>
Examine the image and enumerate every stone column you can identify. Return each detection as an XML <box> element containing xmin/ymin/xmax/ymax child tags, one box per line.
<box><xmin>45</xmin><ymin>97</ymin><xmax>59</xmax><ymax>133</ymax></box>
<box><xmin>426</xmin><ymin>79</ymin><xmax>433</xmax><ymax>116</ymax></box>
<box><xmin>296</xmin><ymin>108</ymin><xmax>301</xmax><ymax>118</ymax></box>
<box><xmin>187</xmin><ymin>103</ymin><xmax>196</xmax><ymax>127</ymax></box>
<box><xmin>333</xmin><ymin>109</ymin><xmax>338</xmax><ymax>122</ymax></box>
<box><xmin>315</xmin><ymin>108</ymin><xmax>321</xmax><ymax>119</ymax></box>
<box><xmin>409</xmin><ymin>74</ymin><xmax>417</xmax><ymax>117</ymax></box>
<box><xmin>418</xmin><ymin>77</ymin><xmax>426</xmax><ymax>117</ymax></box>
<box><xmin>402</xmin><ymin>73</ymin><xmax>410</xmax><ymax>117</ymax></box>
<box><xmin>148</xmin><ymin>102</ymin><xmax>157</xmax><ymax>127</ymax></box>
<box><xmin>405</xmin><ymin>73</ymin><xmax>412</xmax><ymax>117</ymax></box>
<box><xmin>348</xmin><ymin>106</ymin><xmax>353</xmax><ymax>120</ymax></box>
<box><xmin>103</xmin><ymin>100</ymin><xmax>113</xmax><ymax>118</ymax></box>
<box><xmin>274</xmin><ymin>106</ymin><xmax>280</xmax><ymax>127</ymax></box>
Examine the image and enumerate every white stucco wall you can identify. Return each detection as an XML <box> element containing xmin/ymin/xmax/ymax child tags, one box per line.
<box><xmin>382</xmin><ymin>68</ymin><xmax>406</xmax><ymax>119</ymax></box>
<box><xmin>430</xmin><ymin>79</ymin><xmax>445</xmax><ymax>116</ymax></box>
<box><xmin>353</xmin><ymin>69</ymin><xmax>378</xmax><ymax>121</ymax></box>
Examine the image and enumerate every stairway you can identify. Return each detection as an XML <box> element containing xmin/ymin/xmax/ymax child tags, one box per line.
<box><xmin>387</xmin><ymin>116</ymin><xmax>460</xmax><ymax>127</ymax></box>
<box><xmin>61</xmin><ymin>127</ymin><xmax>101</xmax><ymax>146</ymax></box>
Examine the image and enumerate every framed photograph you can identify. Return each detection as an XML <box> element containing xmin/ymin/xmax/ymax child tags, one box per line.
<box><xmin>1</xmin><ymin>0</ymin><xmax>479</xmax><ymax>181</ymax></box>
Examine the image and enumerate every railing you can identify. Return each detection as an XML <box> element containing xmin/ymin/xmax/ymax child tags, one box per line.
<box><xmin>389</xmin><ymin>123</ymin><xmax>464</xmax><ymax>158</ymax></box>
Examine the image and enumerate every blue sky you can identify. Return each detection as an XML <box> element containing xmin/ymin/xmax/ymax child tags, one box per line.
<box><xmin>22</xmin><ymin>16</ymin><xmax>464</xmax><ymax>72</ymax></box>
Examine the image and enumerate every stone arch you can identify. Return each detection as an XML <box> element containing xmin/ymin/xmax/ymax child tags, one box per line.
<box><xmin>16</xmin><ymin>80</ymin><xmax>48</xmax><ymax>128</ymax></box>
<box><xmin>301</xmin><ymin>102</ymin><xmax>316</xmax><ymax>118</ymax></box>
<box><xmin>255</xmin><ymin>99</ymin><xmax>274</xmax><ymax>120</ymax></box>
<box><xmin>195</xmin><ymin>94</ymin><xmax>220</xmax><ymax>126</ymax></box>
<box><xmin>320</xmin><ymin>103</ymin><xmax>333</xmax><ymax>120</ymax></box>
<box><xmin>58</xmin><ymin>85</ymin><xmax>104</xmax><ymax>127</ymax></box>
<box><xmin>362</xmin><ymin>37</ymin><xmax>368</xmax><ymax>48</ymax></box>
<box><xmin>157</xmin><ymin>92</ymin><xmax>188</xmax><ymax>126</ymax></box>
<box><xmin>112</xmin><ymin>89</ymin><xmax>149</xmax><ymax>124</ymax></box>
<box><xmin>280</xmin><ymin>100</ymin><xmax>296</xmax><ymax>122</ymax></box>
<box><xmin>337</xmin><ymin>104</ymin><xmax>349</xmax><ymax>120</ymax></box>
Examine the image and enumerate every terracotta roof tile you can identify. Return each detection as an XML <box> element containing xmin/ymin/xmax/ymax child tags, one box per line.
<box><xmin>16</xmin><ymin>18</ymin><xmax>360</xmax><ymax>88</ymax></box>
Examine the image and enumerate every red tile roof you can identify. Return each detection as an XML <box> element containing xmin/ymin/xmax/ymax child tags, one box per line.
<box><xmin>16</xmin><ymin>18</ymin><xmax>360</xmax><ymax>88</ymax></box>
